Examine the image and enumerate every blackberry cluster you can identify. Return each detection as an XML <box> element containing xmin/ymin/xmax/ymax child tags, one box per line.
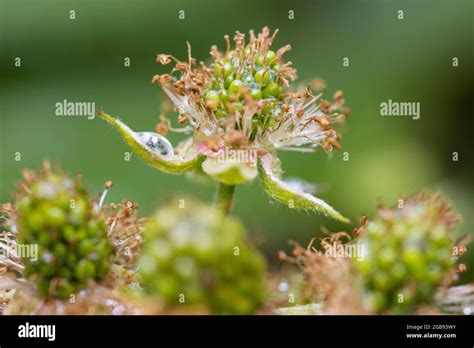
<box><xmin>139</xmin><ymin>199</ymin><xmax>266</xmax><ymax>314</ymax></box>
<box><xmin>356</xmin><ymin>194</ymin><xmax>459</xmax><ymax>314</ymax></box>
<box><xmin>16</xmin><ymin>163</ymin><xmax>113</xmax><ymax>298</ymax></box>
<box><xmin>207</xmin><ymin>48</ymin><xmax>285</xmax><ymax>123</ymax></box>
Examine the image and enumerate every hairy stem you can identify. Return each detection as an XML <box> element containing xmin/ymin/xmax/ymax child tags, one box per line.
<box><xmin>214</xmin><ymin>183</ymin><xmax>236</xmax><ymax>216</ymax></box>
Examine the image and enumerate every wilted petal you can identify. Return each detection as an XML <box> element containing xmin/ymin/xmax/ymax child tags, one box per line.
<box><xmin>258</xmin><ymin>154</ymin><xmax>350</xmax><ymax>223</ymax></box>
<box><xmin>202</xmin><ymin>157</ymin><xmax>258</xmax><ymax>185</ymax></box>
<box><xmin>99</xmin><ymin>112</ymin><xmax>203</xmax><ymax>174</ymax></box>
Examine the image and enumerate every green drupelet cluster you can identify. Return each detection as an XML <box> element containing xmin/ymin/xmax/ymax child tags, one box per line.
<box><xmin>206</xmin><ymin>48</ymin><xmax>284</xmax><ymax>118</ymax></box>
<box><xmin>139</xmin><ymin>199</ymin><xmax>266</xmax><ymax>314</ymax></box>
<box><xmin>15</xmin><ymin>163</ymin><xmax>113</xmax><ymax>299</ymax></box>
<box><xmin>356</xmin><ymin>193</ymin><xmax>460</xmax><ymax>314</ymax></box>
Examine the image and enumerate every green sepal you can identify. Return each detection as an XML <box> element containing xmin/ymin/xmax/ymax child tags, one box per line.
<box><xmin>99</xmin><ymin>111</ymin><xmax>203</xmax><ymax>174</ymax></box>
<box><xmin>202</xmin><ymin>157</ymin><xmax>258</xmax><ymax>185</ymax></box>
<box><xmin>258</xmin><ymin>154</ymin><xmax>350</xmax><ymax>223</ymax></box>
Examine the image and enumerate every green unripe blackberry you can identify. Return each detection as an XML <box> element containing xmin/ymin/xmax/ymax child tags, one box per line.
<box><xmin>356</xmin><ymin>193</ymin><xmax>460</xmax><ymax>314</ymax></box>
<box><xmin>152</xmin><ymin>27</ymin><xmax>350</xmax><ymax>162</ymax></box>
<box><xmin>203</xmin><ymin>41</ymin><xmax>288</xmax><ymax>122</ymax></box>
<box><xmin>15</xmin><ymin>162</ymin><xmax>113</xmax><ymax>299</ymax></box>
<box><xmin>139</xmin><ymin>199</ymin><xmax>266</xmax><ymax>314</ymax></box>
<box><xmin>153</xmin><ymin>28</ymin><xmax>346</xmax><ymax>155</ymax></box>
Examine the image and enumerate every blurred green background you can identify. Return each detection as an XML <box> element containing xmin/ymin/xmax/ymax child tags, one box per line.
<box><xmin>1</xmin><ymin>0</ymin><xmax>473</xmax><ymax>278</ymax></box>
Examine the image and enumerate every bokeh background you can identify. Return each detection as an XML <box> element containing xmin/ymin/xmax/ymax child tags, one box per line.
<box><xmin>1</xmin><ymin>0</ymin><xmax>473</xmax><ymax>279</ymax></box>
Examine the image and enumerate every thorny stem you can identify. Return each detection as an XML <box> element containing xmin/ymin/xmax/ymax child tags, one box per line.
<box><xmin>214</xmin><ymin>183</ymin><xmax>236</xmax><ymax>216</ymax></box>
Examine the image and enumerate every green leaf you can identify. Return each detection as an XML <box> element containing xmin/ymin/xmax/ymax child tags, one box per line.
<box><xmin>258</xmin><ymin>154</ymin><xmax>350</xmax><ymax>223</ymax></box>
<box><xmin>99</xmin><ymin>111</ymin><xmax>203</xmax><ymax>174</ymax></box>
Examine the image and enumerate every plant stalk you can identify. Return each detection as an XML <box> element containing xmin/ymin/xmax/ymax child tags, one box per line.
<box><xmin>214</xmin><ymin>183</ymin><xmax>236</xmax><ymax>216</ymax></box>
